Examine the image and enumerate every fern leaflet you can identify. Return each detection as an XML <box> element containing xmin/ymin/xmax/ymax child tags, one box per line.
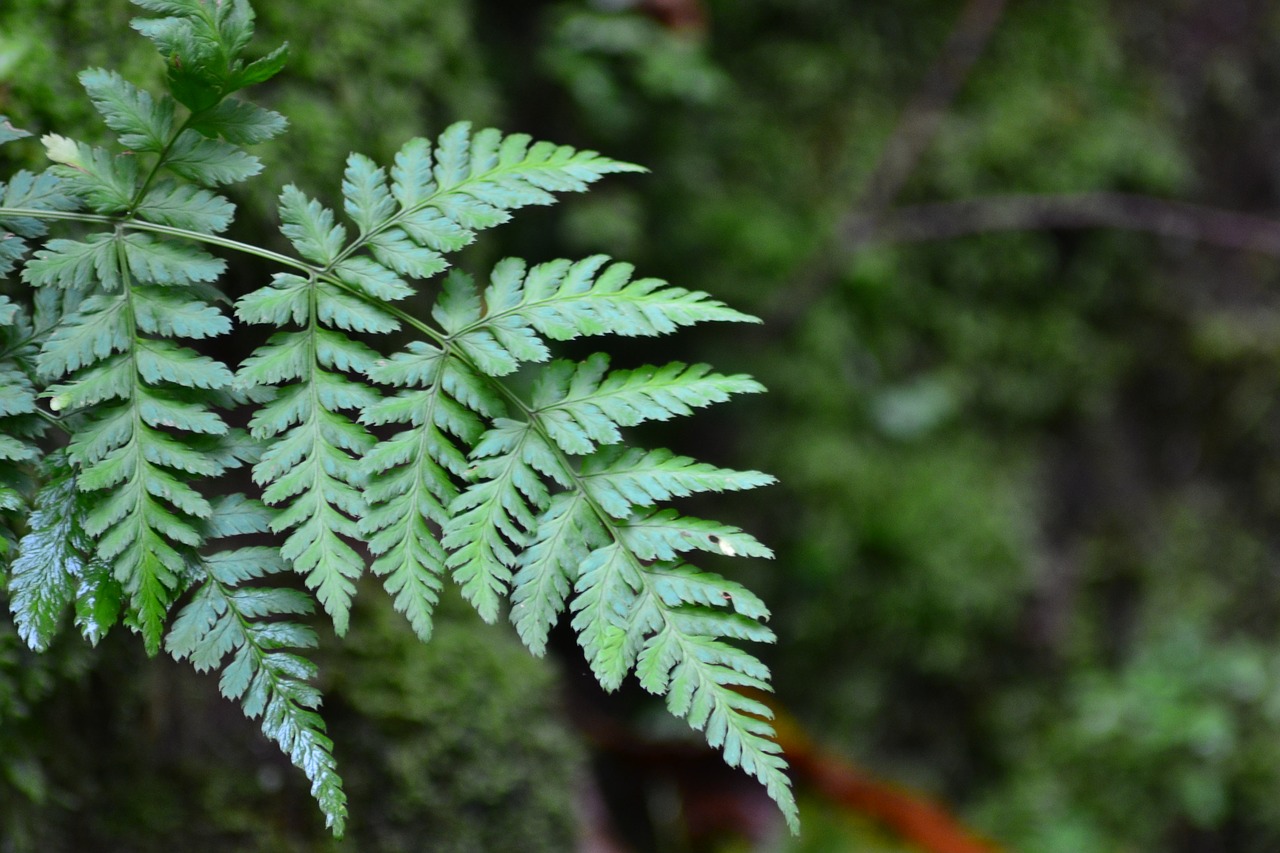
<box><xmin>167</xmin><ymin>495</ymin><xmax>347</xmax><ymax>834</ymax></box>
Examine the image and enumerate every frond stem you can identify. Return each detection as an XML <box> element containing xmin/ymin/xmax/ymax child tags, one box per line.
<box><xmin>0</xmin><ymin>207</ymin><xmax>312</xmax><ymax>273</ymax></box>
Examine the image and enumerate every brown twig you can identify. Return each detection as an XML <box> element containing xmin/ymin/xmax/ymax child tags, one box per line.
<box><xmin>766</xmin><ymin>0</ymin><xmax>1009</xmax><ymax>330</ymax></box>
<box><xmin>855</xmin><ymin>0</ymin><xmax>1011</xmax><ymax>215</ymax></box>
<box><xmin>847</xmin><ymin>191</ymin><xmax>1280</xmax><ymax>255</ymax></box>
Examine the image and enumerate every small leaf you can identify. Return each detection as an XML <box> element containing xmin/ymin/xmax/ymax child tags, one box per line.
<box><xmin>79</xmin><ymin>67</ymin><xmax>174</xmax><ymax>153</ymax></box>
<box><xmin>164</xmin><ymin>130</ymin><xmax>264</xmax><ymax>185</ymax></box>
<box><xmin>136</xmin><ymin>180</ymin><xmax>235</xmax><ymax>233</ymax></box>
<box><xmin>10</xmin><ymin>457</ymin><xmax>96</xmax><ymax>651</ymax></box>
<box><xmin>190</xmin><ymin>98</ymin><xmax>288</xmax><ymax>145</ymax></box>
<box><xmin>279</xmin><ymin>185</ymin><xmax>345</xmax><ymax>265</ymax></box>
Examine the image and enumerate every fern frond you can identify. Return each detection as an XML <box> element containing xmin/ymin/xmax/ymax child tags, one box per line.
<box><xmin>131</xmin><ymin>0</ymin><xmax>290</xmax><ymax>110</ymax></box>
<box><xmin>358</xmin><ymin>343</ymin><xmax>489</xmax><ymax>642</ymax></box>
<box><xmin>235</xmin><ymin>191</ymin><xmax>386</xmax><ymax>636</ymax></box>
<box><xmin>532</xmin><ymin>355</ymin><xmax>764</xmax><ymax>454</ymax></box>
<box><xmin>443</xmin><ymin>420</ymin><xmax>566</xmax><ymax>622</ymax></box>
<box><xmin>1</xmin><ymin>133</ymin><xmax>78</xmax><ymax>279</ymax></box>
<box><xmin>472</xmin><ymin>255</ymin><xmax>760</xmax><ymax>344</ymax></box>
<box><xmin>164</xmin><ymin>129</ymin><xmax>265</xmax><ymax>185</ymax></box>
<box><xmin>342</xmin><ymin>233</ymin><xmax>793</xmax><ymax>822</ymax></box>
<box><xmin>509</xmin><ymin>490</ymin><xmax>605</xmax><ymax>655</ymax></box>
<box><xmin>0</xmin><ymin>303</ymin><xmax>43</xmax><ymax>472</ymax></box>
<box><xmin>6</xmin><ymin>452</ymin><xmax>125</xmax><ymax>648</ymax></box>
<box><xmin>635</xmin><ymin>590</ymin><xmax>797</xmax><ymax>832</ymax></box>
<box><xmin>618</xmin><ymin>508</ymin><xmax>774</xmax><ymax>562</ymax></box>
<box><xmin>569</xmin><ymin>541</ymin><xmax>647</xmax><ymax>688</ymax></box>
<box><xmin>580</xmin><ymin>446</ymin><xmax>775</xmax><ymax>518</ymax></box>
<box><xmin>20</xmin><ymin>1</ymin><xmax>286</xmax><ymax>653</ymax></box>
<box><xmin>0</xmin><ymin>1</ymin><xmax>797</xmax><ymax>829</ymax></box>
<box><xmin>79</xmin><ymin>67</ymin><xmax>174</xmax><ymax>154</ymax></box>
<box><xmin>42</xmin><ymin>137</ymin><xmax>135</xmax><ymax>213</ymax></box>
<box><xmin>167</xmin><ymin>495</ymin><xmax>347</xmax><ymax>836</ymax></box>
<box><xmin>189</xmin><ymin>98</ymin><xmax>288</xmax><ymax>145</ymax></box>
<box><xmin>242</xmin><ymin>123</ymin><xmax>641</xmax><ymax>636</ymax></box>
<box><xmin>134</xmin><ymin>179</ymin><xmax>235</xmax><ymax>233</ymax></box>
<box><xmin>23</xmin><ymin>234</ymin><xmax>123</xmax><ymax>291</ymax></box>
<box><xmin>0</xmin><ymin>128</ymin><xmax>67</xmax><ymax>551</ymax></box>
<box><xmin>389</xmin><ymin>123</ymin><xmax>644</xmax><ymax>256</ymax></box>
<box><xmin>8</xmin><ymin>456</ymin><xmax>81</xmax><ymax>651</ymax></box>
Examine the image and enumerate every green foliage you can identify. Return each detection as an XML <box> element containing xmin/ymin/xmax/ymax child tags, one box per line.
<box><xmin>330</xmin><ymin>592</ymin><xmax>586</xmax><ymax>852</ymax></box>
<box><xmin>0</xmin><ymin>0</ymin><xmax>791</xmax><ymax>838</ymax></box>
<box><xmin>166</xmin><ymin>496</ymin><xmax>347</xmax><ymax>833</ymax></box>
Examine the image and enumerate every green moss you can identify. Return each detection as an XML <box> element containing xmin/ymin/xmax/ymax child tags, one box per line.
<box><xmin>324</xmin><ymin>590</ymin><xmax>584</xmax><ymax>852</ymax></box>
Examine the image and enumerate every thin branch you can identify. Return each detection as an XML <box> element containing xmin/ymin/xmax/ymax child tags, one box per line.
<box><xmin>765</xmin><ymin>0</ymin><xmax>1008</xmax><ymax>331</ymax></box>
<box><xmin>847</xmin><ymin>192</ymin><xmax>1280</xmax><ymax>256</ymax></box>
<box><xmin>855</xmin><ymin>0</ymin><xmax>1010</xmax><ymax>215</ymax></box>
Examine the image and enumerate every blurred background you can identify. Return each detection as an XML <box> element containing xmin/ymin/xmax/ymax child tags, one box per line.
<box><xmin>6</xmin><ymin>0</ymin><xmax>1280</xmax><ymax>850</ymax></box>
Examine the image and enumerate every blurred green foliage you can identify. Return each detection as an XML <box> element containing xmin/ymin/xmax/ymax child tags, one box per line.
<box><xmin>0</xmin><ymin>589</ymin><xmax>582</xmax><ymax>852</ymax></box>
<box><xmin>7</xmin><ymin>0</ymin><xmax>1280</xmax><ymax>849</ymax></box>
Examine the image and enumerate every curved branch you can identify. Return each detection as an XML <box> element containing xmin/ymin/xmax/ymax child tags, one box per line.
<box><xmin>847</xmin><ymin>192</ymin><xmax>1280</xmax><ymax>255</ymax></box>
<box><xmin>856</xmin><ymin>0</ymin><xmax>1010</xmax><ymax>214</ymax></box>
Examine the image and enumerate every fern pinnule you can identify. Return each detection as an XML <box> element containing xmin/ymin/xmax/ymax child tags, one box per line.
<box><xmin>166</xmin><ymin>495</ymin><xmax>347</xmax><ymax>835</ymax></box>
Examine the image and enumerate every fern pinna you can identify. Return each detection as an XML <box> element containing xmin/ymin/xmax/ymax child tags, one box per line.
<box><xmin>0</xmin><ymin>0</ymin><xmax>796</xmax><ymax>835</ymax></box>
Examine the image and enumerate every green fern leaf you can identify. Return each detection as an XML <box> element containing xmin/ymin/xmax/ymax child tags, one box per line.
<box><xmin>133</xmin><ymin>286</ymin><xmax>233</xmax><ymax>338</ymax></box>
<box><xmin>73</xmin><ymin>557</ymin><xmax>124</xmax><ymax>647</ymax></box>
<box><xmin>236</xmin><ymin>232</ymin><xmax>380</xmax><ymax>634</ymax></box>
<box><xmin>121</xmin><ymin>232</ymin><xmax>228</xmax><ymax>284</ymax></box>
<box><xmin>36</xmin><ymin>293</ymin><xmax>130</xmax><ymax>378</ymax></box>
<box><xmin>163</xmin><ymin>131</ymin><xmax>263</xmax><ymax>185</ymax></box>
<box><xmin>470</xmin><ymin>255</ymin><xmax>760</xmax><ymax>344</ymax></box>
<box><xmin>618</xmin><ymin>508</ymin><xmax>774</xmax><ymax>562</ymax></box>
<box><xmin>580</xmin><ymin>446</ymin><xmax>775</xmax><ymax>519</ymax></box>
<box><xmin>23</xmin><ymin>234</ymin><xmax>122</xmax><ymax>290</ymax></box>
<box><xmin>3</xmin><ymin>166</ymin><xmax>75</xmax><ymax>222</ymax></box>
<box><xmin>231</xmin><ymin>43</ymin><xmax>290</xmax><ymax>91</ymax></box>
<box><xmin>135</xmin><ymin>180</ymin><xmax>234</xmax><ymax>233</ymax></box>
<box><xmin>444</xmin><ymin>420</ymin><xmax>564</xmax><ymax>622</ymax></box>
<box><xmin>360</xmin><ymin>347</ymin><xmax>487</xmax><ymax>641</ymax></box>
<box><xmin>31</xmin><ymin>227</ymin><xmax>237</xmax><ymax>660</ymax></box>
<box><xmin>189</xmin><ymin>98</ymin><xmax>288</xmax><ymax>145</ymax></box>
<box><xmin>136</xmin><ymin>338</ymin><xmax>234</xmax><ymax>388</ymax></box>
<box><xmin>1</xmin><ymin>163</ymin><xmax>76</xmax><ymax>277</ymax></box>
<box><xmin>367</xmin><ymin>227</ymin><xmax>447</xmax><ymax>280</ymax></box>
<box><xmin>167</xmin><ymin>496</ymin><xmax>347</xmax><ymax>836</ymax></box>
<box><xmin>533</xmin><ymin>356</ymin><xmax>764</xmax><ymax>454</ymax></box>
<box><xmin>0</xmin><ymin>299</ymin><xmax>46</xmax><ymax>480</ymax></box>
<box><xmin>8</xmin><ymin>455</ymin><xmax>92</xmax><ymax>650</ymax></box>
<box><xmin>367</xmin><ymin>123</ymin><xmax>644</xmax><ymax>286</ymax></box>
<box><xmin>279</xmin><ymin>186</ymin><xmax>346</xmax><ymax>265</ymax></box>
<box><xmin>0</xmin><ymin>362</ymin><xmax>36</xmax><ymax>421</ymax></box>
<box><xmin>131</xmin><ymin>0</ymin><xmax>287</xmax><ymax>110</ymax></box>
<box><xmin>570</xmin><ymin>541</ymin><xmax>647</xmax><ymax>689</ymax></box>
<box><xmin>333</xmin><ymin>256</ymin><xmax>412</xmax><ymax>302</ymax></box>
<box><xmin>341</xmin><ymin>153</ymin><xmax>396</xmax><ymax>234</ymax></box>
<box><xmin>235</xmin><ymin>273</ymin><xmax>309</xmax><ymax>326</ymax></box>
<box><xmin>433</xmin><ymin>271</ymin><xmax>521</xmax><ymax>376</ymax></box>
<box><xmin>0</xmin><ymin>12</ymin><xmax>797</xmax><ymax>827</ymax></box>
<box><xmin>45</xmin><ymin>356</ymin><xmax>133</xmax><ymax>413</ymax></box>
<box><xmin>510</xmin><ymin>490</ymin><xmax>605</xmax><ymax>656</ymax></box>
<box><xmin>44</xmin><ymin>137</ymin><xmax>139</xmax><ymax>213</ymax></box>
<box><xmin>637</xmin><ymin>601</ymin><xmax>797</xmax><ymax>832</ymax></box>
<box><xmin>644</xmin><ymin>562</ymin><xmax>772</xmax><ymax>618</ymax></box>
